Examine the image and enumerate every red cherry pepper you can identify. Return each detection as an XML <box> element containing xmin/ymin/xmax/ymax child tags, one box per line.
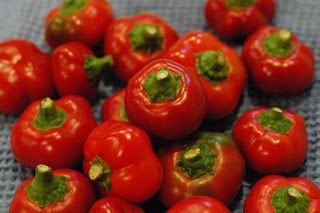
<box><xmin>244</xmin><ymin>175</ymin><xmax>320</xmax><ymax>213</ymax></box>
<box><xmin>163</xmin><ymin>30</ymin><xmax>247</xmax><ymax>120</ymax></box>
<box><xmin>11</xmin><ymin>96</ymin><xmax>97</xmax><ymax>169</ymax></box>
<box><xmin>0</xmin><ymin>39</ymin><xmax>55</xmax><ymax>115</ymax></box>
<box><xmin>242</xmin><ymin>26</ymin><xmax>315</xmax><ymax>94</ymax></box>
<box><xmin>125</xmin><ymin>59</ymin><xmax>207</xmax><ymax>141</ymax></box>
<box><xmin>101</xmin><ymin>88</ymin><xmax>128</xmax><ymax>122</ymax></box>
<box><xmin>204</xmin><ymin>0</ymin><xmax>276</xmax><ymax>40</ymax></box>
<box><xmin>232</xmin><ymin>107</ymin><xmax>307</xmax><ymax>175</ymax></box>
<box><xmin>167</xmin><ymin>196</ymin><xmax>231</xmax><ymax>213</ymax></box>
<box><xmin>45</xmin><ymin>0</ymin><xmax>113</xmax><ymax>49</ymax></box>
<box><xmin>159</xmin><ymin>132</ymin><xmax>245</xmax><ymax>207</ymax></box>
<box><xmin>89</xmin><ymin>197</ymin><xmax>144</xmax><ymax>213</ymax></box>
<box><xmin>104</xmin><ymin>13</ymin><xmax>178</xmax><ymax>82</ymax></box>
<box><xmin>10</xmin><ymin>164</ymin><xmax>95</xmax><ymax>213</ymax></box>
<box><xmin>83</xmin><ymin>120</ymin><xmax>163</xmax><ymax>203</ymax></box>
<box><xmin>52</xmin><ymin>42</ymin><xmax>112</xmax><ymax>101</ymax></box>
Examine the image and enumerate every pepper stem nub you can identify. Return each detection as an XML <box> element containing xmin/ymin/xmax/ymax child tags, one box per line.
<box><xmin>89</xmin><ymin>164</ymin><xmax>104</xmax><ymax>181</ymax></box>
<box><xmin>84</xmin><ymin>55</ymin><xmax>113</xmax><ymax>83</ymax></box>
<box><xmin>278</xmin><ymin>29</ymin><xmax>292</xmax><ymax>48</ymax></box>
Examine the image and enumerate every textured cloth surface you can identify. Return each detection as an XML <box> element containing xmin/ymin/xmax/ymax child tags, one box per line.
<box><xmin>0</xmin><ymin>0</ymin><xmax>319</xmax><ymax>212</ymax></box>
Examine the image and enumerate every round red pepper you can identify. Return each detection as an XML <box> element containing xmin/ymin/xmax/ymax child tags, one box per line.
<box><xmin>232</xmin><ymin>107</ymin><xmax>307</xmax><ymax>175</ymax></box>
<box><xmin>204</xmin><ymin>0</ymin><xmax>276</xmax><ymax>40</ymax></box>
<box><xmin>125</xmin><ymin>59</ymin><xmax>207</xmax><ymax>141</ymax></box>
<box><xmin>83</xmin><ymin>120</ymin><xmax>163</xmax><ymax>203</ymax></box>
<box><xmin>0</xmin><ymin>39</ymin><xmax>55</xmax><ymax>114</ymax></box>
<box><xmin>104</xmin><ymin>13</ymin><xmax>178</xmax><ymax>82</ymax></box>
<box><xmin>45</xmin><ymin>0</ymin><xmax>113</xmax><ymax>49</ymax></box>
<box><xmin>159</xmin><ymin>132</ymin><xmax>245</xmax><ymax>207</ymax></box>
<box><xmin>163</xmin><ymin>30</ymin><xmax>247</xmax><ymax>120</ymax></box>
<box><xmin>11</xmin><ymin>96</ymin><xmax>97</xmax><ymax>169</ymax></box>
<box><xmin>52</xmin><ymin>42</ymin><xmax>113</xmax><ymax>101</ymax></box>
<box><xmin>101</xmin><ymin>88</ymin><xmax>128</xmax><ymax>122</ymax></box>
<box><xmin>244</xmin><ymin>175</ymin><xmax>320</xmax><ymax>213</ymax></box>
<box><xmin>89</xmin><ymin>197</ymin><xmax>144</xmax><ymax>213</ymax></box>
<box><xmin>10</xmin><ymin>164</ymin><xmax>95</xmax><ymax>213</ymax></box>
<box><xmin>242</xmin><ymin>26</ymin><xmax>315</xmax><ymax>94</ymax></box>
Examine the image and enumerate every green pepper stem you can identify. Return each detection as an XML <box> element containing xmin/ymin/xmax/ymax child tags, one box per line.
<box><xmin>84</xmin><ymin>55</ymin><xmax>113</xmax><ymax>83</ymax></box>
<box><xmin>89</xmin><ymin>164</ymin><xmax>104</xmax><ymax>181</ymax></box>
<box><xmin>287</xmin><ymin>188</ymin><xmax>302</xmax><ymax>205</ymax></box>
<box><xmin>32</xmin><ymin>165</ymin><xmax>55</xmax><ymax>193</ymax></box>
<box><xmin>39</xmin><ymin>98</ymin><xmax>58</xmax><ymax>121</ymax></box>
<box><xmin>183</xmin><ymin>148</ymin><xmax>201</xmax><ymax>162</ymax></box>
<box><xmin>227</xmin><ymin>0</ymin><xmax>256</xmax><ymax>8</ymax></box>
<box><xmin>60</xmin><ymin>0</ymin><xmax>86</xmax><ymax>17</ymax></box>
<box><xmin>278</xmin><ymin>29</ymin><xmax>292</xmax><ymax>48</ymax></box>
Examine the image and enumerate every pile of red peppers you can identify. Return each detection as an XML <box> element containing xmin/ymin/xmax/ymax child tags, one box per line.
<box><xmin>0</xmin><ymin>0</ymin><xmax>318</xmax><ymax>212</ymax></box>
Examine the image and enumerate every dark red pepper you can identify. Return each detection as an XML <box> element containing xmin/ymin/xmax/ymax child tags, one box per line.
<box><xmin>163</xmin><ymin>30</ymin><xmax>247</xmax><ymax>120</ymax></box>
<box><xmin>0</xmin><ymin>39</ymin><xmax>55</xmax><ymax>114</ymax></box>
<box><xmin>45</xmin><ymin>0</ymin><xmax>113</xmax><ymax>49</ymax></box>
<box><xmin>232</xmin><ymin>107</ymin><xmax>307</xmax><ymax>175</ymax></box>
<box><xmin>101</xmin><ymin>88</ymin><xmax>128</xmax><ymax>122</ymax></box>
<box><xmin>125</xmin><ymin>59</ymin><xmax>207</xmax><ymax>141</ymax></box>
<box><xmin>104</xmin><ymin>13</ymin><xmax>178</xmax><ymax>82</ymax></box>
<box><xmin>52</xmin><ymin>42</ymin><xmax>112</xmax><ymax>101</ymax></box>
<box><xmin>159</xmin><ymin>132</ymin><xmax>245</xmax><ymax>207</ymax></box>
<box><xmin>244</xmin><ymin>175</ymin><xmax>320</xmax><ymax>213</ymax></box>
<box><xmin>10</xmin><ymin>164</ymin><xmax>95</xmax><ymax>213</ymax></box>
<box><xmin>89</xmin><ymin>197</ymin><xmax>144</xmax><ymax>213</ymax></box>
<box><xmin>11</xmin><ymin>96</ymin><xmax>97</xmax><ymax>169</ymax></box>
<box><xmin>242</xmin><ymin>26</ymin><xmax>315</xmax><ymax>94</ymax></box>
<box><xmin>204</xmin><ymin>0</ymin><xmax>276</xmax><ymax>40</ymax></box>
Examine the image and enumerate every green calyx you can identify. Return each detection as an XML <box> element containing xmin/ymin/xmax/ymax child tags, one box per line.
<box><xmin>119</xmin><ymin>103</ymin><xmax>128</xmax><ymax>122</ymax></box>
<box><xmin>227</xmin><ymin>0</ymin><xmax>256</xmax><ymax>8</ymax></box>
<box><xmin>143</xmin><ymin>68</ymin><xmax>181</xmax><ymax>103</ymax></box>
<box><xmin>128</xmin><ymin>24</ymin><xmax>164</xmax><ymax>54</ymax></box>
<box><xmin>59</xmin><ymin>0</ymin><xmax>87</xmax><ymax>17</ymax></box>
<box><xmin>257</xmin><ymin>107</ymin><xmax>293</xmax><ymax>134</ymax></box>
<box><xmin>196</xmin><ymin>50</ymin><xmax>229</xmax><ymax>83</ymax></box>
<box><xmin>33</xmin><ymin>98</ymin><xmax>68</xmax><ymax>131</ymax></box>
<box><xmin>264</xmin><ymin>29</ymin><xmax>295</xmax><ymax>58</ymax></box>
<box><xmin>271</xmin><ymin>186</ymin><xmax>311</xmax><ymax>213</ymax></box>
<box><xmin>84</xmin><ymin>55</ymin><xmax>113</xmax><ymax>84</ymax></box>
<box><xmin>25</xmin><ymin>164</ymin><xmax>69</xmax><ymax>208</ymax></box>
<box><xmin>89</xmin><ymin>156</ymin><xmax>112</xmax><ymax>192</ymax></box>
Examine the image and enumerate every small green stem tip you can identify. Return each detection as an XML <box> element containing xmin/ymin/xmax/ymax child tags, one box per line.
<box><xmin>227</xmin><ymin>0</ymin><xmax>256</xmax><ymax>8</ymax></box>
<box><xmin>264</xmin><ymin>29</ymin><xmax>295</xmax><ymax>58</ymax></box>
<box><xmin>84</xmin><ymin>55</ymin><xmax>113</xmax><ymax>83</ymax></box>
<box><xmin>89</xmin><ymin>156</ymin><xmax>112</xmax><ymax>192</ymax></box>
<box><xmin>60</xmin><ymin>0</ymin><xmax>86</xmax><ymax>17</ymax></box>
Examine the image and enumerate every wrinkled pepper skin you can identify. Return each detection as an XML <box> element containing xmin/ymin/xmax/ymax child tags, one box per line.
<box><xmin>232</xmin><ymin>107</ymin><xmax>307</xmax><ymax>175</ymax></box>
<box><xmin>163</xmin><ymin>30</ymin><xmax>247</xmax><ymax>120</ymax></box>
<box><xmin>104</xmin><ymin>13</ymin><xmax>178</xmax><ymax>82</ymax></box>
<box><xmin>52</xmin><ymin>42</ymin><xmax>112</xmax><ymax>101</ymax></box>
<box><xmin>45</xmin><ymin>0</ymin><xmax>113</xmax><ymax>49</ymax></box>
<box><xmin>159</xmin><ymin>132</ymin><xmax>245</xmax><ymax>207</ymax></box>
<box><xmin>83</xmin><ymin>120</ymin><xmax>163</xmax><ymax>203</ymax></box>
<box><xmin>167</xmin><ymin>196</ymin><xmax>231</xmax><ymax>213</ymax></box>
<box><xmin>244</xmin><ymin>175</ymin><xmax>320</xmax><ymax>213</ymax></box>
<box><xmin>204</xmin><ymin>0</ymin><xmax>276</xmax><ymax>40</ymax></box>
<box><xmin>125</xmin><ymin>59</ymin><xmax>207</xmax><ymax>141</ymax></box>
<box><xmin>0</xmin><ymin>39</ymin><xmax>55</xmax><ymax>114</ymax></box>
<box><xmin>10</xmin><ymin>166</ymin><xmax>95</xmax><ymax>213</ymax></box>
<box><xmin>11</xmin><ymin>96</ymin><xmax>97</xmax><ymax>169</ymax></box>
<box><xmin>242</xmin><ymin>26</ymin><xmax>315</xmax><ymax>94</ymax></box>
<box><xmin>101</xmin><ymin>88</ymin><xmax>128</xmax><ymax>122</ymax></box>
<box><xmin>89</xmin><ymin>197</ymin><xmax>144</xmax><ymax>213</ymax></box>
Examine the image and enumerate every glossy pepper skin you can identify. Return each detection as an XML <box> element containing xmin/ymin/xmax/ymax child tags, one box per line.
<box><xmin>101</xmin><ymin>88</ymin><xmax>128</xmax><ymax>122</ymax></box>
<box><xmin>45</xmin><ymin>0</ymin><xmax>113</xmax><ymax>49</ymax></box>
<box><xmin>159</xmin><ymin>132</ymin><xmax>245</xmax><ymax>207</ymax></box>
<box><xmin>125</xmin><ymin>59</ymin><xmax>207</xmax><ymax>141</ymax></box>
<box><xmin>167</xmin><ymin>196</ymin><xmax>231</xmax><ymax>213</ymax></box>
<box><xmin>232</xmin><ymin>107</ymin><xmax>307</xmax><ymax>175</ymax></box>
<box><xmin>204</xmin><ymin>0</ymin><xmax>276</xmax><ymax>40</ymax></box>
<box><xmin>52</xmin><ymin>42</ymin><xmax>112</xmax><ymax>102</ymax></box>
<box><xmin>0</xmin><ymin>39</ymin><xmax>55</xmax><ymax>115</ymax></box>
<box><xmin>244</xmin><ymin>175</ymin><xmax>320</xmax><ymax>213</ymax></box>
<box><xmin>89</xmin><ymin>197</ymin><xmax>144</xmax><ymax>213</ymax></box>
<box><xmin>163</xmin><ymin>30</ymin><xmax>247</xmax><ymax>120</ymax></box>
<box><xmin>242</xmin><ymin>26</ymin><xmax>315</xmax><ymax>94</ymax></box>
<box><xmin>83</xmin><ymin>120</ymin><xmax>163</xmax><ymax>203</ymax></box>
<box><xmin>10</xmin><ymin>165</ymin><xmax>95</xmax><ymax>213</ymax></box>
<box><xmin>11</xmin><ymin>96</ymin><xmax>97</xmax><ymax>169</ymax></box>
<box><xmin>104</xmin><ymin>13</ymin><xmax>178</xmax><ymax>82</ymax></box>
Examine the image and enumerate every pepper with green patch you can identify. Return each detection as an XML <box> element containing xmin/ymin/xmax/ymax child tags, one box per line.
<box><xmin>232</xmin><ymin>107</ymin><xmax>307</xmax><ymax>175</ymax></box>
<box><xmin>159</xmin><ymin>132</ymin><xmax>245</xmax><ymax>207</ymax></box>
<box><xmin>9</xmin><ymin>164</ymin><xmax>95</xmax><ymax>213</ymax></box>
<box><xmin>242</xmin><ymin>25</ymin><xmax>315</xmax><ymax>94</ymax></box>
<box><xmin>244</xmin><ymin>175</ymin><xmax>320</xmax><ymax>213</ymax></box>
<box><xmin>125</xmin><ymin>59</ymin><xmax>207</xmax><ymax>141</ymax></box>
<box><xmin>11</xmin><ymin>96</ymin><xmax>97</xmax><ymax>169</ymax></box>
